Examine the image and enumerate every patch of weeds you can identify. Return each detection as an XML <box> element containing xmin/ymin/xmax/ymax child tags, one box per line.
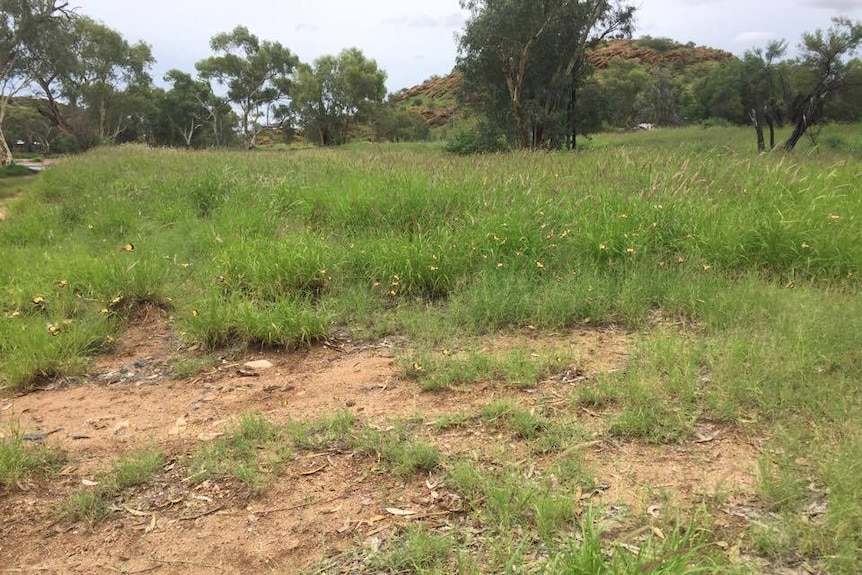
<box><xmin>0</xmin><ymin>427</ymin><xmax>66</xmax><ymax>488</ymax></box>
<box><xmin>57</xmin><ymin>489</ymin><xmax>112</xmax><ymax>527</ymax></box>
<box><xmin>111</xmin><ymin>449</ymin><xmax>164</xmax><ymax>490</ymax></box>
<box><xmin>57</xmin><ymin>448</ymin><xmax>166</xmax><ymax>527</ymax></box>
<box><xmin>608</xmin><ymin>403</ymin><xmax>692</xmax><ymax>444</ymax></box>
<box><xmin>481</xmin><ymin>399</ymin><xmax>548</xmax><ymax>440</ymax></box>
<box><xmin>170</xmin><ymin>355</ymin><xmax>217</xmax><ymax>380</ymax></box>
<box><xmin>191</xmin><ymin>412</ymin><xmax>290</xmax><ymax>494</ymax></box>
<box><xmin>430</xmin><ymin>412</ymin><xmax>472</xmax><ymax>432</ymax></box>
<box><xmin>285</xmin><ymin>409</ymin><xmax>358</xmax><ymax>451</ymax></box>
<box><xmin>356</xmin><ymin>423</ymin><xmax>442</xmax><ymax>477</ymax></box>
<box><xmin>575</xmin><ymin>380</ymin><xmax>621</xmax><ymax>410</ymax></box>
<box><xmin>371</xmin><ymin>525</ymin><xmax>453</xmax><ymax>573</ymax></box>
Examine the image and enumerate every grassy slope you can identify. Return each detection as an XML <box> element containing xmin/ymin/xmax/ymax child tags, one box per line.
<box><xmin>0</xmin><ymin>125</ymin><xmax>861</xmax><ymax>571</ymax></box>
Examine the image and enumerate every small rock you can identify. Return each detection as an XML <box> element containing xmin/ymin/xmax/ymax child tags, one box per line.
<box><xmin>244</xmin><ymin>360</ymin><xmax>274</xmax><ymax>370</ymax></box>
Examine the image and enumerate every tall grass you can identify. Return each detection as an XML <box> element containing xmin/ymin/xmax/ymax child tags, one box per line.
<box><xmin>0</xmin><ymin>126</ymin><xmax>860</xmax><ymax>570</ymax></box>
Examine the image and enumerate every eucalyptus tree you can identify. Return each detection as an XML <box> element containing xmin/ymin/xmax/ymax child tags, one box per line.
<box><xmin>291</xmin><ymin>48</ymin><xmax>386</xmax><ymax>146</ymax></box>
<box><xmin>196</xmin><ymin>26</ymin><xmax>297</xmax><ymax>148</ymax></box>
<box><xmin>0</xmin><ymin>0</ymin><xmax>70</xmax><ymax>166</ymax></box>
<box><xmin>28</xmin><ymin>15</ymin><xmax>154</xmax><ymax>147</ymax></box>
<box><xmin>782</xmin><ymin>17</ymin><xmax>862</xmax><ymax>150</ymax></box>
<box><xmin>457</xmin><ymin>0</ymin><xmax>634</xmax><ymax>149</ymax></box>
<box><xmin>156</xmin><ymin>69</ymin><xmax>235</xmax><ymax>148</ymax></box>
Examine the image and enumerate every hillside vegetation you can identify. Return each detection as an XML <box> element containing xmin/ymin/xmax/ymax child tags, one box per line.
<box><xmin>1</xmin><ymin>126</ymin><xmax>862</xmax><ymax>571</ymax></box>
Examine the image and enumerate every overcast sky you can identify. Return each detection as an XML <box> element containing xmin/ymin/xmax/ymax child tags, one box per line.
<box><xmin>70</xmin><ymin>0</ymin><xmax>862</xmax><ymax>93</ymax></box>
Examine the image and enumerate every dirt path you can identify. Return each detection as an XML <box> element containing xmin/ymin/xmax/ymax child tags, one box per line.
<box><xmin>0</xmin><ymin>309</ymin><xmax>760</xmax><ymax>573</ymax></box>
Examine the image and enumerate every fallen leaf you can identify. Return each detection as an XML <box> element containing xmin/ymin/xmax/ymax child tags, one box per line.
<box><xmin>364</xmin><ymin>515</ymin><xmax>386</xmax><ymax>525</ymax></box>
<box><xmin>145</xmin><ymin>513</ymin><xmax>157</xmax><ymax>533</ymax></box>
<box><xmin>169</xmin><ymin>417</ymin><xmax>187</xmax><ymax>436</ymax></box>
<box><xmin>1</xmin><ymin>403</ymin><xmax>12</xmax><ymax>411</ymax></box>
<box><xmin>198</xmin><ymin>432</ymin><xmax>224</xmax><ymax>441</ymax></box>
<box><xmin>113</xmin><ymin>420</ymin><xmax>130</xmax><ymax>435</ymax></box>
<box><xmin>386</xmin><ymin>508</ymin><xmax>417</xmax><ymax>516</ymax></box>
<box><xmin>322</xmin><ymin>504</ymin><xmax>343</xmax><ymax>514</ymax></box>
<box><xmin>124</xmin><ymin>506</ymin><xmax>150</xmax><ymax>517</ymax></box>
<box><xmin>81</xmin><ymin>479</ymin><xmax>99</xmax><ymax>487</ymax></box>
<box><xmin>652</xmin><ymin>526</ymin><xmax>666</xmax><ymax>540</ymax></box>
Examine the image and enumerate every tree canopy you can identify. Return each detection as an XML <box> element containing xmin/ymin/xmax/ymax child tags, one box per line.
<box><xmin>195</xmin><ymin>26</ymin><xmax>297</xmax><ymax>148</ymax></box>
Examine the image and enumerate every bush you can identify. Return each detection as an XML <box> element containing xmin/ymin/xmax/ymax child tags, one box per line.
<box><xmin>0</xmin><ymin>164</ymin><xmax>38</xmax><ymax>178</ymax></box>
<box><xmin>445</xmin><ymin>123</ymin><xmax>508</xmax><ymax>155</ymax></box>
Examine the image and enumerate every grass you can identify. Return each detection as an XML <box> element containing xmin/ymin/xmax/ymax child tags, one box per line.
<box><xmin>57</xmin><ymin>448</ymin><xmax>164</xmax><ymax>527</ymax></box>
<box><xmin>0</xmin><ymin>425</ymin><xmax>66</xmax><ymax>488</ymax></box>
<box><xmin>1</xmin><ymin>124</ymin><xmax>861</xmax><ymax>571</ymax></box>
<box><xmin>190</xmin><ymin>412</ymin><xmax>290</xmax><ymax>494</ymax></box>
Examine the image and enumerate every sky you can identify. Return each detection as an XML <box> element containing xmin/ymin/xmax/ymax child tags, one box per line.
<box><xmin>70</xmin><ymin>0</ymin><xmax>862</xmax><ymax>93</ymax></box>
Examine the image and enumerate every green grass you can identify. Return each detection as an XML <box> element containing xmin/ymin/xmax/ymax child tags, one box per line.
<box><xmin>0</xmin><ymin>426</ymin><xmax>66</xmax><ymax>488</ymax></box>
<box><xmin>1</xmin><ymin>125</ymin><xmax>861</xmax><ymax>571</ymax></box>
<box><xmin>190</xmin><ymin>412</ymin><xmax>291</xmax><ymax>494</ymax></box>
<box><xmin>56</xmin><ymin>448</ymin><xmax>165</xmax><ymax>527</ymax></box>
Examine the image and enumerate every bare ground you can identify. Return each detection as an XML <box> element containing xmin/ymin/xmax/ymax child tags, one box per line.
<box><xmin>0</xmin><ymin>308</ymin><xmax>761</xmax><ymax>574</ymax></box>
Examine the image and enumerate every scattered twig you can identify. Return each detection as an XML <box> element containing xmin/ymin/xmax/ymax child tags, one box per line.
<box><xmin>299</xmin><ymin>462</ymin><xmax>328</xmax><ymax>476</ymax></box>
<box><xmin>177</xmin><ymin>505</ymin><xmax>225</xmax><ymax>522</ymax></box>
<box><xmin>250</xmin><ymin>493</ymin><xmax>346</xmax><ymax>516</ymax></box>
<box><xmin>151</xmin><ymin>559</ymin><xmax>223</xmax><ymax>571</ymax></box>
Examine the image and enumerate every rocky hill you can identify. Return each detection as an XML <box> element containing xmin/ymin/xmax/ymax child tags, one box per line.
<box><xmin>394</xmin><ymin>38</ymin><xmax>735</xmax><ymax>128</ymax></box>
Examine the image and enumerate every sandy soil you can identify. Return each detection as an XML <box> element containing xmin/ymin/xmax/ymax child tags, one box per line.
<box><xmin>0</xmin><ymin>308</ymin><xmax>760</xmax><ymax>574</ymax></box>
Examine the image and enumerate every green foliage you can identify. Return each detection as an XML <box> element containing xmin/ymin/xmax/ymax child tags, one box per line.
<box><xmin>445</xmin><ymin>123</ymin><xmax>507</xmax><ymax>155</ymax></box>
<box><xmin>291</xmin><ymin>48</ymin><xmax>387</xmax><ymax>146</ymax></box>
<box><xmin>457</xmin><ymin>0</ymin><xmax>635</xmax><ymax>148</ymax></box>
<box><xmin>0</xmin><ymin>163</ymin><xmax>37</xmax><ymax>178</ymax></box>
<box><xmin>196</xmin><ymin>26</ymin><xmax>298</xmax><ymax>148</ymax></box>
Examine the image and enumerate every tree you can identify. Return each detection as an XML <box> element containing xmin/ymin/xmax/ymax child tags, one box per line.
<box><xmin>291</xmin><ymin>48</ymin><xmax>386</xmax><ymax>146</ymax></box>
<box><xmin>740</xmin><ymin>41</ymin><xmax>789</xmax><ymax>152</ymax></box>
<box><xmin>28</xmin><ymin>15</ymin><xmax>154</xmax><ymax>147</ymax></box>
<box><xmin>196</xmin><ymin>26</ymin><xmax>297</xmax><ymax>148</ymax></box>
<box><xmin>154</xmin><ymin>69</ymin><xmax>235</xmax><ymax>148</ymax></box>
<box><xmin>782</xmin><ymin>17</ymin><xmax>862</xmax><ymax>150</ymax></box>
<box><xmin>0</xmin><ymin>0</ymin><xmax>70</xmax><ymax>166</ymax></box>
<box><xmin>457</xmin><ymin>0</ymin><xmax>634</xmax><ymax>149</ymax></box>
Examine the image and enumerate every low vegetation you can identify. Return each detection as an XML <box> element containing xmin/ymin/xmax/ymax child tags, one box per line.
<box><xmin>1</xmin><ymin>125</ymin><xmax>860</xmax><ymax>571</ymax></box>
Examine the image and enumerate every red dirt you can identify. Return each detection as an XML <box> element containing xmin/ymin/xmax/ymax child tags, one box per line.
<box><xmin>0</xmin><ymin>310</ymin><xmax>761</xmax><ymax>573</ymax></box>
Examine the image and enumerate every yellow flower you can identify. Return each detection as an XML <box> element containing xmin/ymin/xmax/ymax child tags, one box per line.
<box><xmin>497</xmin><ymin>263</ymin><xmax>504</xmax><ymax>269</ymax></box>
<box><xmin>677</xmin><ymin>256</ymin><xmax>686</xmax><ymax>264</ymax></box>
<box><xmin>181</xmin><ymin>263</ymin><xmax>190</xmax><ymax>269</ymax></box>
<box><xmin>801</xmin><ymin>242</ymin><xmax>810</xmax><ymax>249</ymax></box>
<box><xmin>46</xmin><ymin>323</ymin><xmax>61</xmax><ymax>336</ymax></box>
<box><xmin>100</xmin><ymin>308</ymin><xmax>110</xmax><ymax>315</ymax></box>
<box><xmin>785</xmin><ymin>281</ymin><xmax>795</xmax><ymax>289</ymax></box>
<box><xmin>626</xmin><ymin>248</ymin><xmax>635</xmax><ymax>255</ymax></box>
<box><xmin>535</xmin><ymin>261</ymin><xmax>545</xmax><ymax>269</ymax></box>
<box><xmin>191</xmin><ymin>309</ymin><xmax>199</xmax><ymax>317</ymax></box>
<box><xmin>110</xmin><ymin>296</ymin><xmax>123</xmax><ymax>306</ymax></box>
<box><xmin>829</xmin><ymin>214</ymin><xmax>840</xmax><ymax>221</ymax></box>
<box><xmin>56</xmin><ymin>280</ymin><xmax>68</xmax><ymax>288</ymax></box>
<box><xmin>105</xmin><ymin>335</ymin><xmax>115</xmax><ymax>344</ymax></box>
<box><xmin>120</xmin><ymin>243</ymin><xmax>135</xmax><ymax>253</ymax></box>
<box><xmin>32</xmin><ymin>296</ymin><xmax>45</xmax><ymax>305</ymax></box>
<box><xmin>702</xmin><ymin>263</ymin><xmax>712</xmax><ymax>271</ymax></box>
<box><xmin>599</xmin><ymin>244</ymin><xmax>607</xmax><ymax>251</ymax></box>
<box><xmin>430</xmin><ymin>266</ymin><xmax>439</xmax><ymax>271</ymax></box>
<box><xmin>412</xmin><ymin>362</ymin><xmax>424</xmax><ymax>372</ymax></box>
<box><xmin>11</xmin><ymin>310</ymin><xmax>20</xmax><ymax>317</ymax></box>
